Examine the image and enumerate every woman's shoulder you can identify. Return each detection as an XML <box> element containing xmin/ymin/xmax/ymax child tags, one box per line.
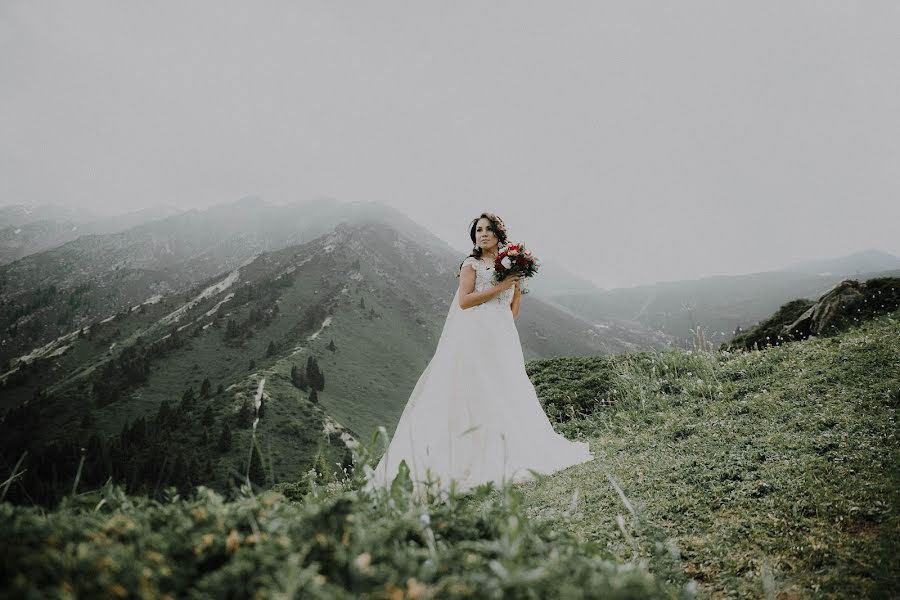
<box><xmin>461</xmin><ymin>255</ymin><xmax>479</xmax><ymax>268</ymax></box>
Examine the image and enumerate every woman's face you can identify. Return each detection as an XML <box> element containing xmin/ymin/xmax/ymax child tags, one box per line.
<box><xmin>475</xmin><ymin>217</ymin><xmax>500</xmax><ymax>253</ymax></box>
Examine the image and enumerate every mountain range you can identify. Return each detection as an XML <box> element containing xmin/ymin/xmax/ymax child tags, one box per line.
<box><xmin>1</xmin><ymin>196</ymin><xmax>897</xmax><ymax>505</ymax></box>
<box><xmin>543</xmin><ymin>249</ymin><xmax>900</xmax><ymax>348</ymax></box>
<box><xmin>0</xmin><ymin>200</ymin><xmax>667</xmax><ymax>504</ymax></box>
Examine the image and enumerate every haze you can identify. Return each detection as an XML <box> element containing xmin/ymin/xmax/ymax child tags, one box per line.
<box><xmin>1</xmin><ymin>1</ymin><xmax>898</xmax><ymax>288</ymax></box>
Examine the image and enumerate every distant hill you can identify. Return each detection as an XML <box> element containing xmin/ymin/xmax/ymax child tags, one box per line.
<box><xmin>782</xmin><ymin>248</ymin><xmax>900</xmax><ymax>276</ymax></box>
<box><xmin>0</xmin><ymin>198</ymin><xmax>416</xmax><ymax>363</ymax></box>
<box><xmin>0</xmin><ymin>204</ymin><xmax>102</xmax><ymax>228</ymax></box>
<box><xmin>0</xmin><ymin>204</ymin><xmax>184</xmax><ymax>264</ymax></box>
<box><xmin>546</xmin><ymin>250</ymin><xmax>900</xmax><ymax>349</ymax></box>
<box><xmin>523</xmin><ymin>257</ymin><xmax>604</xmax><ymax>297</ymax></box>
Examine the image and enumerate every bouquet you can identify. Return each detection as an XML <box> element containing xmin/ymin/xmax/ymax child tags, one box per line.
<box><xmin>493</xmin><ymin>242</ymin><xmax>540</xmax><ymax>294</ymax></box>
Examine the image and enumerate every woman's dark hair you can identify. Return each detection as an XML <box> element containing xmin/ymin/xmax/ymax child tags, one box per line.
<box><xmin>457</xmin><ymin>212</ymin><xmax>508</xmax><ymax>276</ymax></box>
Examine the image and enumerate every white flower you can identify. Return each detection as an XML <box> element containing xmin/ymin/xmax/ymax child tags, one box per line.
<box><xmin>501</xmin><ymin>256</ymin><xmax>512</xmax><ymax>269</ymax></box>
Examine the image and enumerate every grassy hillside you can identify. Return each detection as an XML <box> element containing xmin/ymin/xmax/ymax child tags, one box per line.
<box><xmin>521</xmin><ymin>310</ymin><xmax>899</xmax><ymax>597</ymax></box>
<box><xmin>3</xmin><ymin>307</ymin><xmax>896</xmax><ymax>598</ymax></box>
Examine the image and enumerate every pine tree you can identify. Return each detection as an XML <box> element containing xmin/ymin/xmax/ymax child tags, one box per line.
<box><xmin>80</xmin><ymin>411</ymin><xmax>95</xmax><ymax>430</ymax></box>
<box><xmin>225</xmin><ymin>319</ymin><xmax>239</xmax><ymax>339</ymax></box>
<box><xmin>359</xmin><ymin>297</ymin><xmax>366</xmax><ymax>310</ymax></box>
<box><xmin>306</xmin><ymin>356</ymin><xmax>324</xmax><ymax>391</ymax></box>
<box><xmin>217</xmin><ymin>424</ymin><xmax>232</xmax><ymax>451</ymax></box>
<box><xmin>311</xmin><ymin>450</ymin><xmax>332</xmax><ymax>481</ymax></box>
<box><xmin>247</xmin><ymin>445</ymin><xmax>266</xmax><ymax>486</ymax></box>
<box><xmin>216</xmin><ymin>383</ymin><xmax>224</xmax><ymax>395</ymax></box>
<box><xmin>200</xmin><ymin>377</ymin><xmax>212</xmax><ymax>398</ymax></box>
<box><xmin>236</xmin><ymin>399</ymin><xmax>253</xmax><ymax>428</ymax></box>
<box><xmin>180</xmin><ymin>386</ymin><xmax>195</xmax><ymax>411</ymax></box>
<box><xmin>156</xmin><ymin>400</ymin><xmax>172</xmax><ymax>425</ymax></box>
<box><xmin>202</xmin><ymin>404</ymin><xmax>215</xmax><ymax>427</ymax></box>
<box><xmin>327</xmin><ymin>339</ymin><xmax>336</xmax><ymax>353</ymax></box>
<box><xmin>266</xmin><ymin>340</ymin><xmax>277</xmax><ymax>357</ymax></box>
<box><xmin>309</xmin><ymin>388</ymin><xmax>319</xmax><ymax>404</ymax></box>
<box><xmin>291</xmin><ymin>365</ymin><xmax>309</xmax><ymax>391</ymax></box>
<box><xmin>248</xmin><ymin>358</ymin><xmax>256</xmax><ymax>371</ymax></box>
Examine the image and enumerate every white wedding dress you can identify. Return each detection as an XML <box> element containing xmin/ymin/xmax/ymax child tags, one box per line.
<box><xmin>366</xmin><ymin>256</ymin><xmax>593</xmax><ymax>493</ymax></box>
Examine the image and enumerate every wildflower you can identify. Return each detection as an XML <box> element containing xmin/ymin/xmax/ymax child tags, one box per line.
<box><xmin>226</xmin><ymin>529</ymin><xmax>241</xmax><ymax>553</ymax></box>
<box><xmin>354</xmin><ymin>552</ymin><xmax>372</xmax><ymax>570</ymax></box>
<box><xmin>407</xmin><ymin>578</ymin><xmax>428</xmax><ymax>599</ymax></box>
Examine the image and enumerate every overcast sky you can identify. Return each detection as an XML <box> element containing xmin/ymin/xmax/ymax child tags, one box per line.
<box><xmin>1</xmin><ymin>1</ymin><xmax>898</xmax><ymax>288</ymax></box>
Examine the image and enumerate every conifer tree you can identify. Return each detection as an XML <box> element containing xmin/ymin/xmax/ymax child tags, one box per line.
<box><xmin>291</xmin><ymin>365</ymin><xmax>309</xmax><ymax>391</ymax></box>
<box><xmin>200</xmin><ymin>377</ymin><xmax>212</xmax><ymax>397</ymax></box>
<box><xmin>247</xmin><ymin>446</ymin><xmax>266</xmax><ymax>486</ymax></box>
<box><xmin>218</xmin><ymin>424</ymin><xmax>232</xmax><ymax>451</ymax></box>
<box><xmin>180</xmin><ymin>386</ymin><xmax>195</xmax><ymax>411</ymax></box>
<box><xmin>306</xmin><ymin>356</ymin><xmax>325</xmax><ymax>391</ymax></box>
<box><xmin>202</xmin><ymin>404</ymin><xmax>215</xmax><ymax>427</ymax></box>
<box><xmin>266</xmin><ymin>340</ymin><xmax>277</xmax><ymax>357</ymax></box>
<box><xmin>225</xmin><ymin>319</ymin><xmax>239</xmax><ymax>339</ymax></box>
<box><xmin>327</xmin><ymin>339</ymin><xmax>336</xmax><ymax>352</ymax></box>
<box><xmin>309</xmin><ymin>388</ymin><xmax>319</xmax><ymax>404</ymax></box>
<box><xmin>312</xmin><ymin>450</ymin><xmax>332</xmax><ymax>481</ymax></box>
<box><xmin>236</xmin><ymin>399</ymin><xmax>253</xmax><ymax>428</ymax></box>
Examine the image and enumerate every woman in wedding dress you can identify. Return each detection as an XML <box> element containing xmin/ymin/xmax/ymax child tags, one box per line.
<box><xmin>366</xmin><ymin>212</ymin><xmax>593</xmax><ymax>493</ymax></box>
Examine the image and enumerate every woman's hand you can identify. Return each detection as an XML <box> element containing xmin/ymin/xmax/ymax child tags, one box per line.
<box><xmin>499</xmin><ymin>272</ymin><xmax>522</xmax><ymax>291</ymax></box>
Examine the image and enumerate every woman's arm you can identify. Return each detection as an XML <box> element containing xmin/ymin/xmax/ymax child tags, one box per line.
<box><xmin>510</xmin><ymin>280</ymin><xmax>521</xmax><ymax>318</ymax></box>
<box><xmin>458</xmin><ymin>265</ymin><xmax>507</xmax><ymax>309</ymax></box>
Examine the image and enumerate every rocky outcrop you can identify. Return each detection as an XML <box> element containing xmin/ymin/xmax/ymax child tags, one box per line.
<box><xmin>782</xmin><ymin>277</ymin><xmax>900</xmax><ymax>340</ymax></box>
<box><xmin>726</xmin><ymin>277</ymin><xmax>900</xmax><ymax>350</ymax></box>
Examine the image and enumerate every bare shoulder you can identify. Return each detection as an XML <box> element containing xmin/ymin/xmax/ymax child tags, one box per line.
<box><xmin>460</xmin><ymin>256</ymin><xmax>478</xmax><ymax>271</ymax></box>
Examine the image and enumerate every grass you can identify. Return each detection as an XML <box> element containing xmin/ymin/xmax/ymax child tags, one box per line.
<box><xmin>520</xmin><ymin>311</ymin><xmax>900</xmax><ymax>598</ymax></box>
<box><xmin>1</xmin><ymin>310</ymin><xmax>897</xmax><ymax>598</ymax></box>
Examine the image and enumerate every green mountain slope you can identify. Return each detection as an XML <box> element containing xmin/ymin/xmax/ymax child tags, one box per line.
<box><xmin>0</xmin><ymin>197</ymin><xmax>426</xmax><ymax>365</ymax></box>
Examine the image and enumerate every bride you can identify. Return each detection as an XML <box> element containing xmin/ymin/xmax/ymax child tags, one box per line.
<box><xmin>366</xmin><ymin>212</ymin><xmax>593</xmax><ymax>492</ymax></box>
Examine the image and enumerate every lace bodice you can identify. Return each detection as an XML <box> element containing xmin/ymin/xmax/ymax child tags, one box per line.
<box><xmin>461</xmin><ymin>256</ymin><xmax>515</xmax><ymax>308</ymax></box>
